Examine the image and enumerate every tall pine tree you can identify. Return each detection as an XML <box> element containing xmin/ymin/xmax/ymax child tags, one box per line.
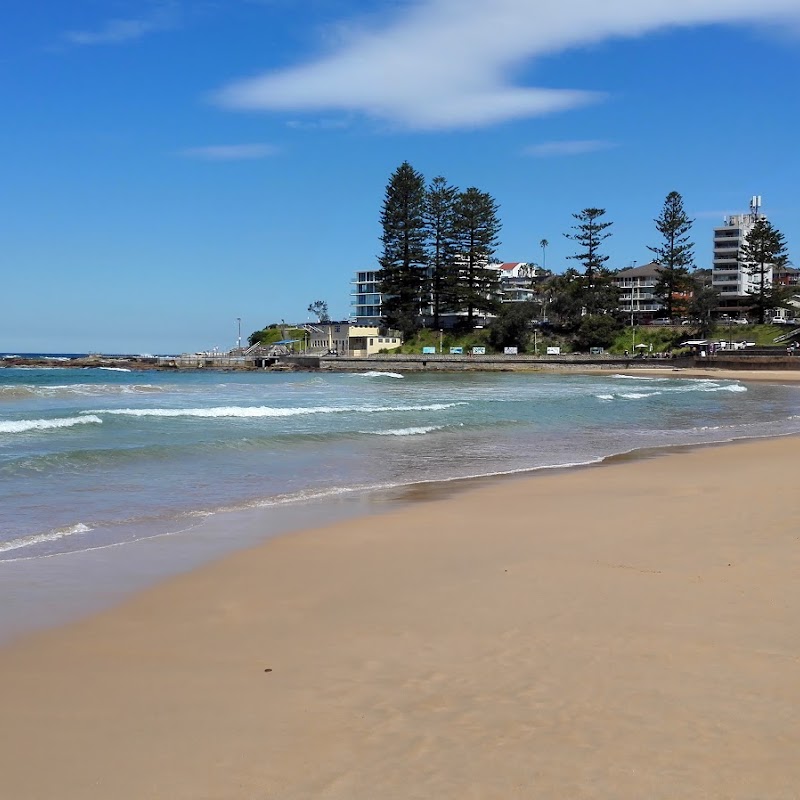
<box><xmin>739</xmin><ymin>218</ymin><xmax>789</xmax><ymax>324</ymax></box>
<box><xmin>648</xmin><ymin>191</ymin><xmax>694</xmax><ymax>319</ymax></box>
<box><xmin>451</xmin><ymin>188</ymin><xmax>502</xmax><ymax>327</ymax></box>
<box><xmin>424</xmin><ymin>176</ymin><xmax>459</xmax><ymax>330</ymax></box>
<box><xmin>376</xmin><ymin>161</ymin><xmax>428</xmax><ymax>336</ymax></box>
<box><xmin>564</xmin><ymin>208</ymin><xmax>612</xmax><ymax>284</ymax></box>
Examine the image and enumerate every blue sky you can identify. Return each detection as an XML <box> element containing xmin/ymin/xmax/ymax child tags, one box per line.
<box><xmin>3</xmin><ymin>0</ymin><xmax>799</xmax><ymax>354</ymax></box>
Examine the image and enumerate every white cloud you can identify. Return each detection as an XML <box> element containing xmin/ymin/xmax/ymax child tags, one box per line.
<box><xmin>524</xmin><ymin>140</ymin><xmax>616</xmax><ymax>157</ymax></box>
<box><xmin>286</xmin><ymin>118</ymin><xmax>351</xmax><ymax>131</ymax></box>
<box><xmin>179</xmin><ymin>143</ymin><xmax>279</xmax><ymax>160</ymax></box>
<box><xmin>64</xmin><ymin>2</ymin><xmax>178</xmax><ymax>46</ymax></box>
<box><xmin>212</xmin><ymin>0</ymin><xmax>800</xmax><ymax>130</ymax></box>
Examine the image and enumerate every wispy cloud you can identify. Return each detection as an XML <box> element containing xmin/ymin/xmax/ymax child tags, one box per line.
<box><xmin>178</xmin><ymin>143</ymin><xmax>279</xmax><ymax>160</ymax></box>
<box><xmin>212</xmin><ymin>0</ymin><xmax>800</xmax><ymax>131</ymax></box>
<box><xmin>286</xmin><ymin>118</ymin><xmax>350</xmax><ymax>131</ymax></box>
<box><xmin>64</xmin><ymin>2</ymin><xmax>178</xmax><ymax>46</ymax></box>
<box><xmin>523</xmin><ymin>140</ymin><xmax>615</xmax><ymax>158</ymax></box>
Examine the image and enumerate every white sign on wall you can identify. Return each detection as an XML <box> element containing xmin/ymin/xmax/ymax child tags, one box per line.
<box><xmin>472</xmin><ymin>346</ymin><xmax>486</xmax><ymax>355</ymax></box>
<box><xmin>504</xmin><ymin>346</ymin><xmax>518</xmax><ymax>355</ymax></box>
<box><xmin>546</xmin><ymin>346</ymin><xmax>561</xmax><ymax>355</ymax></box>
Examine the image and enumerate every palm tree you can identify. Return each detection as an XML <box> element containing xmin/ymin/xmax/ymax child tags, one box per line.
<box><xmin>539</xmin><ymin>239</ymin><xmax>549</xmax><ymax>271</ymax></box>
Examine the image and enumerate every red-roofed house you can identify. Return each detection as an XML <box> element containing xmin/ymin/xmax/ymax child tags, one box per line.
<box><xmin>495</xmin><ymin>262</ymin><xmax>539</xmax><ymax>303</ymax></box>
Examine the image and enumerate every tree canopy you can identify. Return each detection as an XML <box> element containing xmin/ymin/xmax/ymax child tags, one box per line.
<box><xmin>376</xmin><ymin>161</ymin><xmax>428</xmax><ymax>337</ymax></box>
<box><xmin>451</xmin><ymin>187</ymin><xmax>502</xmax><ymax>326</ymax></box>
<box><xmin>740</xmin><ymin>218</ymin><xmax>790</xmax><ymax>324</ymax></box>
<box><xmin>565</xmin><ymin>208</ymin><xmax>612</xmax><ymax>283</ymax></box>
<box><xmin>307</xmin><ymin>300</ymin><xmax>330</xmax><ymax>323</ymax></box>
<box><xmin>649</xmin><ymin>191</ymin><xmax>695</xmax><ymax>319</ymax></box>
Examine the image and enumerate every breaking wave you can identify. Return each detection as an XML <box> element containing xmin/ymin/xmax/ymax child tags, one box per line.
<box><xmin>365</xmin><ymin>425</ymin><xmax>446</xmax><ymax>436</ymax></box>
<box><xmin>83</xmin><ymin>403</ymin><xmax>466</xmax><ymax>419</ymax></box>
<box><xmin>0</xmin><ymin>523</ymin><xmax>93</xmax><ymax>555</ymax></box>
<box><xmin>0</xmin><ymin>415</ymin><xmax>103</xmax><ymax>434</ymax></box>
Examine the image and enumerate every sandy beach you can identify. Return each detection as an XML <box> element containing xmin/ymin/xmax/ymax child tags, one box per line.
<box><xmin>617</xmin><ymin>366</ymin><xmax>800</xmax><ymax>383</ymax></box>
<box><xmin>2</xmin><ymin>434</ymin><xmax>800</xmax><ymax>799</ymax></box>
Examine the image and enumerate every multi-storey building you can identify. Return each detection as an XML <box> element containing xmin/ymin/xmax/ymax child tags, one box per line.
<box><xmin>612</xmin><ymin>262</ymin><xmax>664</xmax><ymax>319</ymax></box>
<box><xmin>350</xmin><ymin>270</ymin><xmax>383</xmax><ymax>325</ymax></box>
<box><xmin>711</xmin><ymin>197</ymin><xmax>768</xmax><ymax>301</ymax></box>
<box><xmin>496</xmin><ymin>262</ymin><xmax>539</xmax><ymax>303</ymax></box>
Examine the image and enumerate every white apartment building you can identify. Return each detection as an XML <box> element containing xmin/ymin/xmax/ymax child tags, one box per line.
<box><xmin>496</xmin><ymin>262</ymin><xmax>539</xmax><ymax>303</ymax></box>
<box><xmin>711</xmin><ymin>197</ymin><xmax>769</xmax><ymax>299</ymax></box>
<box><xmin>350</xmin><ymin>270</ymin><xmax>383</xmax><ymax>325</ymax></box>
<box><xmin>612</xmin><ymin>262</ymin><xmax>664</xmax><ymax>319</ymax></box>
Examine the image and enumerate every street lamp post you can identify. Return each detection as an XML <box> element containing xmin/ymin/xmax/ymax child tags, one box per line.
<box><xmin>236</xmin><ymin>317</ymin><xmax>242</xmax><ymax>351</ymax></box>
<box><xmin>439</xmin><ymin>329</ymin><xmax>443</xmax><ymax>354</ymax></box>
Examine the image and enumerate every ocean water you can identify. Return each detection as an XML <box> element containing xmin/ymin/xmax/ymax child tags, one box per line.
<box><xmin>1</xmin><ymin>365</ymin><xmax>799</xmax><ymax>636</ymax></box>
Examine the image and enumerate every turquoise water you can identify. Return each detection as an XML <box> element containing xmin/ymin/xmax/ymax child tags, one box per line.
<box><xmin>2</xmin><ymin>366</ymin><xmax>800</xmax><ymax>566</ymax></box>
<box><xmin>2</xmin><ymin>365</ymin><xmax>800</xmax><ymax>639</ymax></box>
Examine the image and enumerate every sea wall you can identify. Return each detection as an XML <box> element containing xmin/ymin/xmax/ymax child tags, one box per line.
<box><xmin>700</xmin><ymin>354</ymin><xmax>800</xmax><ymax>370</ymax></box>
<box><xmin>319</xmin><ymin>354</ymin><xmax>694</xmax><ymax>372</ymax></box>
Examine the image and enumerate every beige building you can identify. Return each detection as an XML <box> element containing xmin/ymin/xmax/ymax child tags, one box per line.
<box><xmin>305</xmin><ymin>322</ymin><xmax>402</xmax><ymax>357</ymax></box>
<box><xmin>612</xmin><ymin>261</ymin><xmax>665</xmax><ymax>320</ymax></box>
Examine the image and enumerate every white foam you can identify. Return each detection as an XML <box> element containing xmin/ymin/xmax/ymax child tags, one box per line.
<box><xmin>613</xmin><ymin>374</ymin><xmax>668</xmax><ymax>382</ymax></box>
<box><xmin>705</xmin><ymin>384</ymin><xmax>748</xmax><ymax>393</ymax></box>
<box><xmin>366</xmin><ymin>425</ymin><xmax>444</xmax><ymax>436</ymax></box>
<box><xmin>0</xmin><ymin>523</ymin><xmax>93</xmax><ymax>554</ymax></box>
<box><xmin>98</xmin><ymin>366</ymin><xmax>132</xmax><ymax>372</ymax></box>
<box><xmin>356</xmin><ymin>371</ymin><xmax>404</xmax><ymax>379</ymax></box>
<box><xmin>619</xmin><ymin>391</ymin><xmax>662</xmax><ymax>399</ymax></box>
<box><xmin>596</xmin><ymin>394</ymin><xmax>614</xmax><ymax>401</ymax></box>
<box><xmin>0</xmin><ymin>415</ymin><xmax>102</xmax><ymax>434</ymax></box>
<box><xmin>83</xmin><ymin>403</ymin><xmax>466</xmax><ymax>419</ymax></box>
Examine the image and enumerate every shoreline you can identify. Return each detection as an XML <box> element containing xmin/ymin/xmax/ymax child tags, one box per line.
<box><xmin>2</xmin><ymin>434</ymin><xmax>800</xmax><ymax>797</ymax></box>
<box><xmin>3</xmin><ymin>409</ymin><xmax>797</xmax><ymax>645</ymax></box>
<box><xmin>3</xmin><ymin>365</ymin><xmax>800</xmax><ymax>645</ymax></box>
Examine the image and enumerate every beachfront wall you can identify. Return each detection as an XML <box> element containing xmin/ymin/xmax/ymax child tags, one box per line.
<box><xmin>320</xmin><ymin>354</ymin><xmax>695</xmax><ymax>372</ymax></box>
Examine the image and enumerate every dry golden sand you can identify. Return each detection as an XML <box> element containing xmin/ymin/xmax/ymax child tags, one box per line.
<box><xmin>1</xmin><ymin>436</ymin><xmax>800</xmax><ymax>799</ymax></box>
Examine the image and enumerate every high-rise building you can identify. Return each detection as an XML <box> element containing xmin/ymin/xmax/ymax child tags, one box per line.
<box><xmin>350</xmin><ymin>270</ymin><xmax>383</xmax><ymax>325</ymax></box>
<box><xmin>711</xmin><ymin>196</ymin><xmax>768</xmax><ymax>299</ymax></box>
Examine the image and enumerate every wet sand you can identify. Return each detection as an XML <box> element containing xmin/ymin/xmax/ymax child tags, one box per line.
<box><xmin>617</xmin><ymin>366</ymin><xmax>800</xmax><ymax>382</ymax></box>
<box><xmin>1</xmin><ymin>436</ymin><xmax>799</xmax><ymax>799</ymax></box>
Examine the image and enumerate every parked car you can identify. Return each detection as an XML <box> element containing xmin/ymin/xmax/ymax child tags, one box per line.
<box><xmin>720</xmin><ymin>314</ymin><xmax>749</xmax><ymax>325</ymax></box>
<box><xmin>651</xmin><ymin>317</ymin><xmax>672</xmax><ymax>326</ymax></box>
<box><xmin>770</xmin><ymin>317</ymin><xmax>798</xmax><ymax>325</ymax></box>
